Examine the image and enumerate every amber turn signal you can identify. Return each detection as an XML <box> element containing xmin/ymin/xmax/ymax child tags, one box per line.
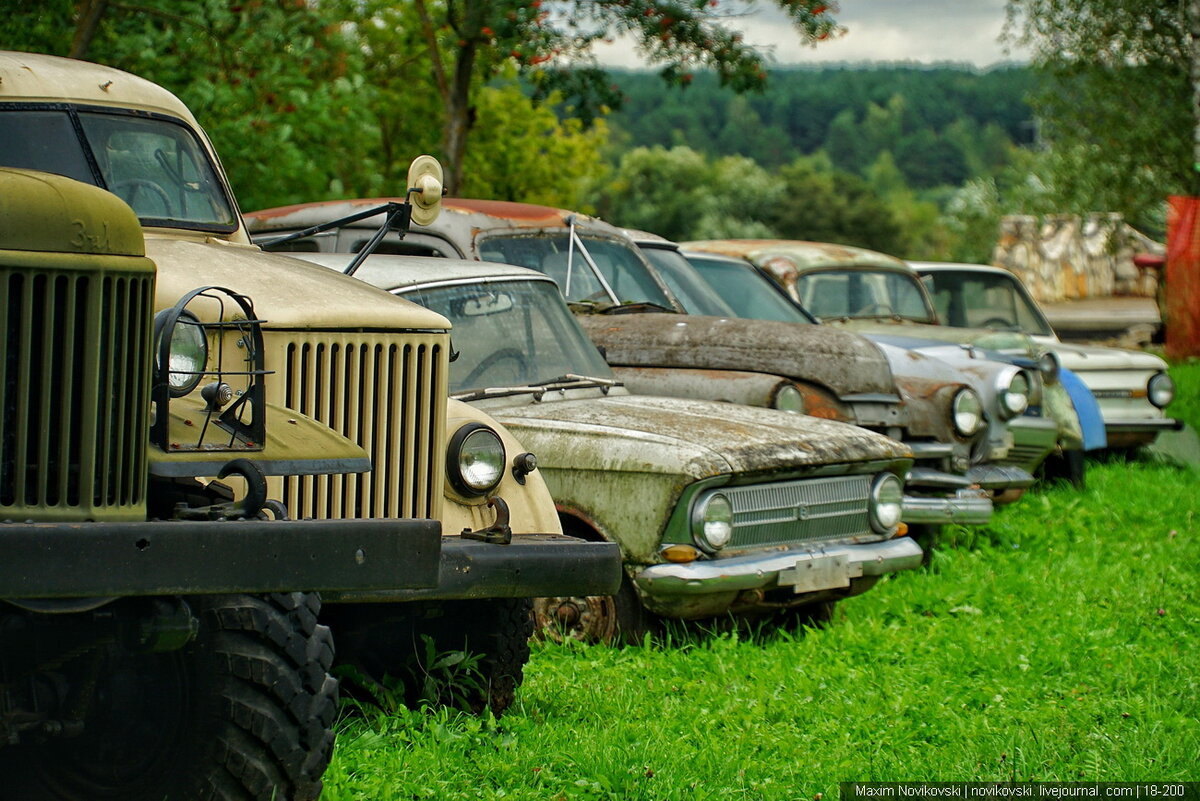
<box><xmin>660</xmin><ymin>544</ymin><xmax>701</xmax><ymax>563</ymax></box>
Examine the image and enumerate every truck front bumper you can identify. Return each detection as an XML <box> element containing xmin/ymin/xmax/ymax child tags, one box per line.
<box><xmin>634</xmin><ymin>536</ymin><xmax>923</xmax><ymax>597</ymax></box>
<box><xmin>325</xmin><ymin>534</ymin><xmax>622</xmax><ymax>603</ymax></box>
<box><xmin>0</xmin><ymin>518</ymin><xmax>441</xmax><ymax>599</ymax></box>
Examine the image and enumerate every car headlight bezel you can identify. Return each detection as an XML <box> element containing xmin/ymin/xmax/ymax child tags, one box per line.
<box><xmin>691</xmin><ymin>491</ymin><xmax>734</xmax><ymax>552</ymax></box>
<box><xmin>951</xmin><ymin>387</ymin><xmax>984</xmax><ymax>437</ymax></box>
<box><xmin>868</xmin><ymin>473</ymin><xmax>904</xmax><ymax>535</ymax></box>
<box><xmin>1147</xmin><ymin>371</ymin><xmax>1175</xmax><ymax>408</ymax></box>
<box><xmin>1036</xmin><ymin>350</ymin><xmax>1061</xmax><ymax>384</ymax></box>
<box><xmin>447</xmin><ymin>423</ymin><xmax>507</xmax><ymax>497</ymax></box>
<box><xmin>995</xmin><ymin>367</ymin><xmax>1031</xmax><ymax>419</ymax></box>
<box><xmin>773</xmin><ymin>383</ymin><xmax>805</xmax><ymax>414</ymax></box>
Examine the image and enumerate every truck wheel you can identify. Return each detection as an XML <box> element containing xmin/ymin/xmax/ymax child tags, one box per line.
<box><xmin>330</xmin><ymin>598</ymin><xmax>533</xmax><ymax>717</ymax></box>
<box><xmin>2</xmin><ymin>593</ymin><xmax>337</xmax><ymax>801</ymax></box>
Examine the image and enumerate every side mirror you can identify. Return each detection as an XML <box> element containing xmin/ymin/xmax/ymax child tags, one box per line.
<box><xmin>407</xmin><ymin>155</ymin><xmax>444</xmax><ymax>226</ymax></box>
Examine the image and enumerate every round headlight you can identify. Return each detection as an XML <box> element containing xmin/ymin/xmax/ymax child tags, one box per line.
<box><xmin>952</xmin><ymin>387</ymin><xmax>984</xmax><ymax>436</ymax></box>
<box><xmin>773</xmin><ymin>384</ymin><xmax>805</xmax><ymax>414</ymax></box>
<box><xmin>996</xmin><ymin>369</ymin><xmax>1030</xmax><ymax>419</ymax></box>
<box><xmin>1037</xmin><ymin>350</ymin><xmax>1061</xmax><ymax>384</ymax></box>
<box><xmin>447</xmin><ymin>423</ymin><xmax>506</xmax><ymax>497</ymax></box>
<box><xmin>158</xmin><ymin>310</ymin><xmax>207</xmax><ymax>397</ymax></box>
<box><xmin>1147</xmin><ymin>372</ymin><xmax>1175</xmax><ymax>408</ymax></box>
<box><xmin>692</xmin><ymin>492</ymin><xmax>733</xmax><ymax>551</ymax></box>
<box><xmin>869</xmin><ymin>473</ymin><xmax>904</xmax><ymax>534</ymax></box>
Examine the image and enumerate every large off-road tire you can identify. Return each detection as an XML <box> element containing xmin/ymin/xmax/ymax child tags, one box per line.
<box><xmin>1</xmin><ymin>593</ymin><xmax>338</xmax><ymax>801</ymax></box>
<box><xmin>329</xmin><ymin>598</ymin><xmax>534</xmax><ymax>717</ymax></box>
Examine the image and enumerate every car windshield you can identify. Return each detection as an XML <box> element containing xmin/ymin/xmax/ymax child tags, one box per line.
<box><xmin>921</xmin><ymin>270</ymin><xmax>1054</xmax><ymax>336</ymax></box>
<box><xmin>400</xmin><ymin>279</ymin><xmax>615</xmax><ymax>394</ymax></box>
<box><xmin>685</xmin><ymin>255</ymin><xmax>813</xmax><ymax>324</ymax></box>
<box><xmin>478</xmin><ymin>233</ymin><xmax>674</xmax><ymax>308</ymax></box>
<box><xmin>795</xmin><ymin>268</ymin><xmax>935</xmax><ymax>323</ymax></box>
<box><xmin>637</xmin><ymin>245</ymin><xmax>735</xmax><ymax>316</ymax></box>
<box><xmin>0</xmin><ymin>107</ymin><xmax>237</xmax><ymax>230</ymax></box>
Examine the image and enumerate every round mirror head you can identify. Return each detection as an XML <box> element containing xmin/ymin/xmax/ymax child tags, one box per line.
<box><xmin>407</xmin><ymin>155</ymin><xmax>444</xmax><ymax>225</ymax></box>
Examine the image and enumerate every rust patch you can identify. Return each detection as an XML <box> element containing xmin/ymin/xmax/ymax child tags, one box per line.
<box><xmin>443</xmin><ymin>198</ymin><xmax>569</xmax><ymax>224</ymax></box>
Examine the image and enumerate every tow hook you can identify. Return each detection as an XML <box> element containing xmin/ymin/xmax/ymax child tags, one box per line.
<box><xmin>461</xmin><ymin>497</ymin><xmax>513</xmax><ymax>545</ymax></box>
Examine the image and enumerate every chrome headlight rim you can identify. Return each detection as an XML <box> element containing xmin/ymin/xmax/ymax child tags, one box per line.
<box><xmin>1147</xmin><ymin>371</ymin><xmax>1175</xmax><ymax>409</ymax></box>
<box><xmin>691</xmin><ymin>491</ymin><xmax>734</xmax><ymax>553</ymax></box>
<box><xmin>994</xmin><ymin>366</ymin><xmax>1031</xmax><ymax>420</ymax></box>
<box><xmin>447</xmin><ymin>422</ymin><xmax>507</xmax><ymax>498</ymax></box>
<box><xmin>1036</xmin><ymin>349</ymin><xmax>1061</xmax><ymax>384</ymax></box>
<box><xmin>154</xmin><ymin>308</ymin><xmax>208</xmax><ymax>398</ymax></box>
<box><xmin>951</xmin><ymin>387</ymin><xmax>984</xmax><ymax>437</ymax></box>
<box><xmin>869</xmin><ymin>473</ymin><xmax>904</xmax><ymax>535</ymax></box>
<box><xmin>773</xmin><ymin>383</ymin><xmax>805</xmax><ymax>414</ymax></box>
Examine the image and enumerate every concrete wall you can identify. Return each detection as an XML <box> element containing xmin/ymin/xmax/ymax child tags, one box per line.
<box><xmin>992</xmin><ymin>213</ymin><xmax>1165</xmax><ymax>303</ymax></box>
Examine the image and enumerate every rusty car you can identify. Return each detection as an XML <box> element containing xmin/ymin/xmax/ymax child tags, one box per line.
<box><xmin>914</xmin><ymin>261</ymin><xmax>1181</xmax><ymax>450</ymax></box>
<box><xmin>681</xmin><ymin>239</ymin><xmax>1102</xmax><ymax>487</ymax></box>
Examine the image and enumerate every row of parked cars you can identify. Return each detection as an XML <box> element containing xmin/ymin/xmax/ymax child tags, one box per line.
<box><xmin>0</xmin><ymin>50</ymin><xmax>1180</xmax><ymax>801</ymax></box>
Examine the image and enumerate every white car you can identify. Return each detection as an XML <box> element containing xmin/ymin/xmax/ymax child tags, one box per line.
<box><xmin>914</xmin><ymin>261</ymin><xmax>1180</xmax><ymax>449</ymax></box>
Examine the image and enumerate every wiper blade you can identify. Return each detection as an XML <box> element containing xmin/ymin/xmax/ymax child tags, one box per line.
<box><xmin>450</xmin><ymin>374</ymin><xmax>621</xmax><ymax>403</ymax></box>
<box><xmin>600</xmin><ymin>301</ymin><xmax>678</xmax><ymax>315</ymax></box>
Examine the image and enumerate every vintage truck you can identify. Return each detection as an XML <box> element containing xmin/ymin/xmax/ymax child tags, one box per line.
<box><xmin>289</xmin><ymin>252</ymin><xmax>926</xmax><ymax>643</ymax></box>
<box><xmin>0</xmin><ymin>50</ymin><xmax>619</xmax><ymax>801</ymax></box>
<box><xmin>682</xmin><ymin>239</ymin><xmax>1101</xmax><ymax>486</ymax></box>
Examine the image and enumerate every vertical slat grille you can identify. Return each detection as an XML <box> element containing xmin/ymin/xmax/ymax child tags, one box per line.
<box><xmin>724</xmin><ymin>475</ymin><xmax>873</xmax><ymax>549</ymax></box>
<box><xmin>273</xmin><ymin>332</ymin><xmax>445</xmax><ymax>520</ymax></box>
<box><xmin>1</xmin><ymin>267</ymin><xmax>151</xmax><ymax>519</ymax></box>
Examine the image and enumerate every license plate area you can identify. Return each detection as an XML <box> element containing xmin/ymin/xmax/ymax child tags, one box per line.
<box><xmin>778</xmin><ymin>553</ymin><xmax>861</xmax><ymax>594</ymax></box>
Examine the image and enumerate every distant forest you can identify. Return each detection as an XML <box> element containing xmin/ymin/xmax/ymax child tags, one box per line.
<box><xmin>600</xmin><ymin>65</ymin><xmax>1037</xmax><ymax>188</ymax></box>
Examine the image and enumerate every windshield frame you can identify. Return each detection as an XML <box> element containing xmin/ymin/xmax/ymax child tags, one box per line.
<box><xmin>683</xmin><ymin>252</ymin><xmax>816</xmax><ymax>324</ymax></box>
<box><xmin>636</xmin><ymin>243</ymin><xmax>737</xmax><ymax>317</ymax></box>
<box><xmin>0</xmin><ymin>102</ymin><xmax>240</xmax><ymax>235</ymax></box>
<box><xmin>920</xmin><ymin>268</ymin><xmax>1056</xmax><ymax>337</ymax></box>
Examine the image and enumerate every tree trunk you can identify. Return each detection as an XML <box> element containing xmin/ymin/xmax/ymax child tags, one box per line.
<box><xmin>69</xmin><ymin>0</ymin><xmax>110</xmax><ymax>59</ymax></box>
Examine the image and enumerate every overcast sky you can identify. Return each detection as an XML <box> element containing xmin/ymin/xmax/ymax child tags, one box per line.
<box><xmin>593</xmin><ymin>0</ymin><xmax>1030</xmax><ymax>69</ymax></box>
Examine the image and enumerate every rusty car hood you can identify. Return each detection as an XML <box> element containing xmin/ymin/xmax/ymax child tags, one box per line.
<box><xmin>576</xmin><ymin>313</ymin><xmax>896</xmax><ymax>399</ymax></box>
<box><xmin>146</xmin><ymin>236</ymin><xmax>450</xmax><ymax>330</ymax></box>
<box><xmin>488</xmin><ymin>393</ymin><xmax>909</xmax><ymax>480</ymax></box>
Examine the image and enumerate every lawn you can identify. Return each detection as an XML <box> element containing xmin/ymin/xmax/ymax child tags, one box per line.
<box><xmin>322</xmin><ymin>363</ymin><xmax>1199</xmax><ymax>800</ymax></box>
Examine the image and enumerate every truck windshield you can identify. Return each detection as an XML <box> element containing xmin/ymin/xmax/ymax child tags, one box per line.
<box><xmin>795</xmin><ymin>268</ymin><xmax>935</xmax><ymax>323</ymax></box>
<box><xmin>401</xmin><ymin>279</ymin><xmax>616</xmax><ymax>393</ymax></box>
<box><xmin>685</xmin><ymin>254</ymin><xmax>814</xmax><ymax>324</ymax></box>
<box><xmin>0</xmin><ymin>107</ymin><xmax>237</xmax><ymax>230</ymax></box>
<box><xmin>477</xmin><ymin>234</ymin><xmax>673</xmax><ymax>308</ymax></box>
<box><xmin>921</xmin><ymin>270</ymin><xmax>1054</xmax><ymax>336</ymax></box>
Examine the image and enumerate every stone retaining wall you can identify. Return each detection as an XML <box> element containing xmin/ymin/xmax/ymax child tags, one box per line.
<box><xmin>991</xmin><ymin>213</ymin><xmax>1165</xmax><ymax>303</ymax></box>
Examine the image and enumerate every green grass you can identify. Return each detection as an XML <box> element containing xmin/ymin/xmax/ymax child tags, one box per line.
<box><xmin>322</xmin><ymin>454</ymin><xmax>1199</xmax><ymax>800</ymax></box>
<box><xmin>1166</xmin><ymin>360</ymin><xmax>1200</xmax><ymax>432</ymax></box>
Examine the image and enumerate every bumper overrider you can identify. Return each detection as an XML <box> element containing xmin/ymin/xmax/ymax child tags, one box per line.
<box><xmin>635</xmin><ymin>536</ymin><xmax>923</xmax><ymax>596</ymax></box>
<box><xmin>902</xmin><ymin>489</ymin><xmax>993</xmax><ymax>525</ymax></box>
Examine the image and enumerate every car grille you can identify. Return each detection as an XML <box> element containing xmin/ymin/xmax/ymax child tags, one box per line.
<box><xmin>1</xmin><ymin>267</ymin><xmax>152</xmax><ymax>520</ymax></box>
<box><xmin>266</xmin><ymin>332</ymin><xmax>447</xmax><ymax>521</ymax></box>
<box><xmin>725</xmin><ymin>475</ymin><xmax>873</xmax><ymax>549</ymax></box>
<box><xmin>997</xmin><ymin>441</ymin><xmax>1053</xmax><ymax>470</ymax></box>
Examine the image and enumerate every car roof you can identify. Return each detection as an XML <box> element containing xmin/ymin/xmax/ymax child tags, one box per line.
<box><xmin>291</xmin><ymin>252</ymin><xmax>555</xmax><ymax>293</ymax></box>
<box><xmin>911</xmin><ymin>261</ymin><xmax>1015</xmax><ymax>278</ymax></box>
<box><xmin>682</xmin><ymin>239</ymin><xmax>910</xmax><ymax>272</ymax></box>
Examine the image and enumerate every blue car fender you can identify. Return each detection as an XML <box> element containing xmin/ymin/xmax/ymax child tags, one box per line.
<box><xmin>1059</xmin><ymin>367</ymin><xmax>1107</xmax><ymax>451</ymax></box>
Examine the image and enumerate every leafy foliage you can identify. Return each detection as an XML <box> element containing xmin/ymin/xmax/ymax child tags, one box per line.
<box><xmin>1004</xmin><ymin>0</ymin><xmax>1196</xmax><ymax>231</ymax></box>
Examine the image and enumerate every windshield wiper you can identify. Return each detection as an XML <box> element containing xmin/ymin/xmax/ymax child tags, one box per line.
<box><xmin>599</xmin><ymin>301</ymin><xmax>678</xmax><ymax>315</ymax></box>
<box><xmin>451</xmin><ymin>374</ymin><xmax>621</xmax><ymax>403</ymax></box>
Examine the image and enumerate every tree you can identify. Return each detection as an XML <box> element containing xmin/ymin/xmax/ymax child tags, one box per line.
<box><xmin>397</xmin><ymin>0</ymin><xmax>842</xmax><ymax>194</ymax></box>
<box><xmin>1004</xmin><ymin>0</ymin><xmax>1196</xmax><ymax>231</ymax></box>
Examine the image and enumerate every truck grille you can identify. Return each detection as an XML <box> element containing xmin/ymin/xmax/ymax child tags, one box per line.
<box><xmin>726</xmin><ymin>475</ymin><xmax>873</xmax><ymax>549</ymax></box>
<box><xmin>1</xmin><ymin>268</ymin><xmax>152</xmax><ymax>519</ymax></box>
<box><xmin>267</xmin><ymin>333</ymin><xmax>447</xmax><ymax>520</ymax></box>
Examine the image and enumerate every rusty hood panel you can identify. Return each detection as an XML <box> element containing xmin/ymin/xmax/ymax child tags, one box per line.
<box><xmin>492</xmin><ymin>394</ymin><xmax>909</xmax><ymax>480</ymax></box>
<box><xmin>577</xmin><ymin>313</ymin><xmax>896</xmax><ymax>399</ymax></box>
<box><xmin>147</xmin><ymin>236</ymin><xmax>450</xmax><ymax>330</ymax></box>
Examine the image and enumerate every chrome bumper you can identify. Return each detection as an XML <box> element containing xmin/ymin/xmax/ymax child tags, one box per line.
<box><xmin>1104</xmin><ymin>417</ymin><xmax>1184</xmax><ymax>433</ymax></box>
<box><xmin>903</xmin><ymin>490</ymin><xmax>993</xmax><ymax>525</ymax></box>
<box><xmin>635</xmin><ymin>537</ymin><xmax>923</xmax><ymax>596</ymax></box>
<box><xmin>966</xmin><ymin>463</ymin><xmax>1037</xmax><ymax>491</ymax></box>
